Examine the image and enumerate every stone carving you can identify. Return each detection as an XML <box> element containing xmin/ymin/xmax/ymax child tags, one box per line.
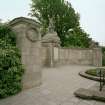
<box><xmin>26</xmin><ymin>28</ymin><xmax>39</xmax><ymax>42</ymax></box>
<box><xmin>42</xmin><ymin>18</ymin><xmax>60</xmax><ymax>67</ymax></box>
<box><xmin>48</xmin><ymin>18</ymin><xmax>55</xmax><ymax>33</ymax></box>
<box><xmin>42</xmin><ymin>18</ymin><xmax>60</xmax><ymax>44</ymax></box>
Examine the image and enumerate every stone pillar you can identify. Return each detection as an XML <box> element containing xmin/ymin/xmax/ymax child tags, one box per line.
<box><xmin>9</xmin><ymin>17</ymin><xmax>42</xmax><ymax>89</ymax></box>
<box><xmin>41</xmin><ymin>18</ymin><xmax>61</xmax><ymax>67</ymax></box>
<box><xmin>93</xmin><ymin>48</ymin><xmax>102</xmax><ymax>67</ymax></box>
<box><xmin>21</xmin><ymin>40</ymin><xmax>42</xmax><ymax>89</ymax></box>
<box><xmin>54</xmin><ymin>47</ymin><xmax>59</xmax><ymax>66</ymax></box>
<box><xmin>49</xmin><ymin>43</ymin><xmax>54</xmax><ymax>67</ymax></box>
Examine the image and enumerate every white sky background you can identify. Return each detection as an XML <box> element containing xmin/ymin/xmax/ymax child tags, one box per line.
<box><xmin>69</xmin><ymin>0</ymin><xmax>105</xmax><ymax>46</ymax></box>
<box><xmin>0</xmin><ymin>0</ymin><xmax>105</xmax><ymax>46</ymax></box>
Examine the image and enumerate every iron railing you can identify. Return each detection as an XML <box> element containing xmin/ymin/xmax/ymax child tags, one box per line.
<box><xmin>99</xmin><ymin>69</ymin><xmax>105</xmax><ymax>91</ymax></box>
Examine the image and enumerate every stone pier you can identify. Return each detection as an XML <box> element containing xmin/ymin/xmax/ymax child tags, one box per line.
<box><xmin>9</xmin><ymin>17</ymin><xmax>42</xmax><ymax>89</ymax></box>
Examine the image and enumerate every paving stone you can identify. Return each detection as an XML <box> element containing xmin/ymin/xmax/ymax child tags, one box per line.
<box><xmin>82</xmin><ymin>100</ymin><xmax>96</xmax><ymax>105</ymax></box>
<box><xmin>61</xmin><ymin>101</ymin><xmax>75</xmax><ymax>105</ymax></box>
<box><xmin>77</xmin><ymin>101</ymin><xmax>92</xmax><ymax>105</ymax></box>
<box><xmin>95</xmin><ymin>101</ymin><xmax>105</xmax><ymax>105</ymax></box>
<box><xmin>0</xmin><ymin>65</ymin><xmax>103</xmax><ymax>105</ymax></box>
<box><xmin>70</xmin><ymin>96</ymin><xmax>81</xmax><ymax>104</ymax></box>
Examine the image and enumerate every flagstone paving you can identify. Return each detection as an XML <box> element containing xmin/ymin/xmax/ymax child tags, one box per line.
<box><xmin>0</xmin><ymin>65</ymin><xmax>105</xmax><ymax>105</ymax></box>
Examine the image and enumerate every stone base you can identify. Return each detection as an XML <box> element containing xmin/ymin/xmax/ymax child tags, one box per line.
<box><xmin>74</xmin><ymin>88</ymin><xmax>105</xmax><ymax>102</ymax></box>
<box><xmin>22</xmin><ymin>71</ymin><xmax>42</xmax><ymax>90</ymax></box>
<box><xmin>79</xmin><ymin>71</ymin><xmax>100</xmax><ymax>81</ymax></box>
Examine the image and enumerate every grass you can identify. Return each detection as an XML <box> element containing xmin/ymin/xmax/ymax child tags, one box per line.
<box><xmin>85</xmin><ymin>68</ymin><xmax>105</xmax><ymax>77</ymax></box>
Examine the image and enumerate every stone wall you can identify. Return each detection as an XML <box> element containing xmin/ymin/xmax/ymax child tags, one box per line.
<box><xmin>41</xmin><ymin>46</ymin><xmax>102</xmax><ymax>67</ymax></box>
<box><xmin>41</xmin><ymin>47</ymin><xmax>50</xmax><ymax>66</ymax></box>
<box><xmin>58</xmin><ymin>47</ymin><xmax>102</xmax><ymax>66</ymax></box>
<box><xmin>92</xmin><ymin>48</ymin><xmax>102</xmax><ymax>66</ymax></box>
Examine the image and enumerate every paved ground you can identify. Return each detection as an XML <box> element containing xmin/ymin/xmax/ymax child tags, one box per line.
<box><xmin>0</xmin><ymin>65</ymin><xmax>105</xmax><ymax>105</ymax></box>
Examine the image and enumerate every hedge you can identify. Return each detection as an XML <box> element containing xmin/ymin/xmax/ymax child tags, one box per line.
<box><xmin>0</xmin><ymin>25</ymin><xmax>24</xmax><ymax>98</ymax></box>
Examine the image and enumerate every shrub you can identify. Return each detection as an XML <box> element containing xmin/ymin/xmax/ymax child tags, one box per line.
<box><xmin>0</xmin><ymin>25</ymin><xmax>24</xmax><ymax>98</ymax></box>
<box><xmin>0</xmin><ymin>25</ymin><xmax>16</xmax><ymax>46</ymax></box>
<box><xmin>86</xmin><ymin>69</ymin><xmax>97</xmax><ymax>77</ymax></box>
<box><xmin>86</xmin><ymin>68</ymin><xmax>105</xmax><ymax>77</ymax></box>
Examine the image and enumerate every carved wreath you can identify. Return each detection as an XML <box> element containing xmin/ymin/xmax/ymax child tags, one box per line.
<box><xmin>26</xmin><ymin>28</ymin><xmax>39</xmax><ymax>42</ymax></box>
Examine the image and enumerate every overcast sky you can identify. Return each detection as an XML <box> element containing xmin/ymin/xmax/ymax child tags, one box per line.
<box><xmin>0</xmin><ymin>0</ymin><xmax>105</xmax><ymax>46</ymax></box>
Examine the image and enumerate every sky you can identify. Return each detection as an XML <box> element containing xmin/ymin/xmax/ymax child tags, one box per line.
<box><xmin>0</xmin><ymin>0</ymin><xmax>105</xmax><ymax>46</ymax></box>
<box><xmin>69</xmin><ymin>0</ymin><xmax>105</xmax><ymax>46</ymax></box>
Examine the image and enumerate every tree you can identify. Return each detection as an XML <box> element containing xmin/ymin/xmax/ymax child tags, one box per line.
<box><xmin>0</xmin><ymin>19</ymin><xmax>2</xmax><ymax>25</ymax></box>
<box><xmin>64</xmin><ymin>27</ymin><xmax>90</xmax><ymax>48</ymax></box>
<box><xmin>30</xmin><ymin>0</ymin><xmax>80</xmax><ymax>46</ymax></box>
